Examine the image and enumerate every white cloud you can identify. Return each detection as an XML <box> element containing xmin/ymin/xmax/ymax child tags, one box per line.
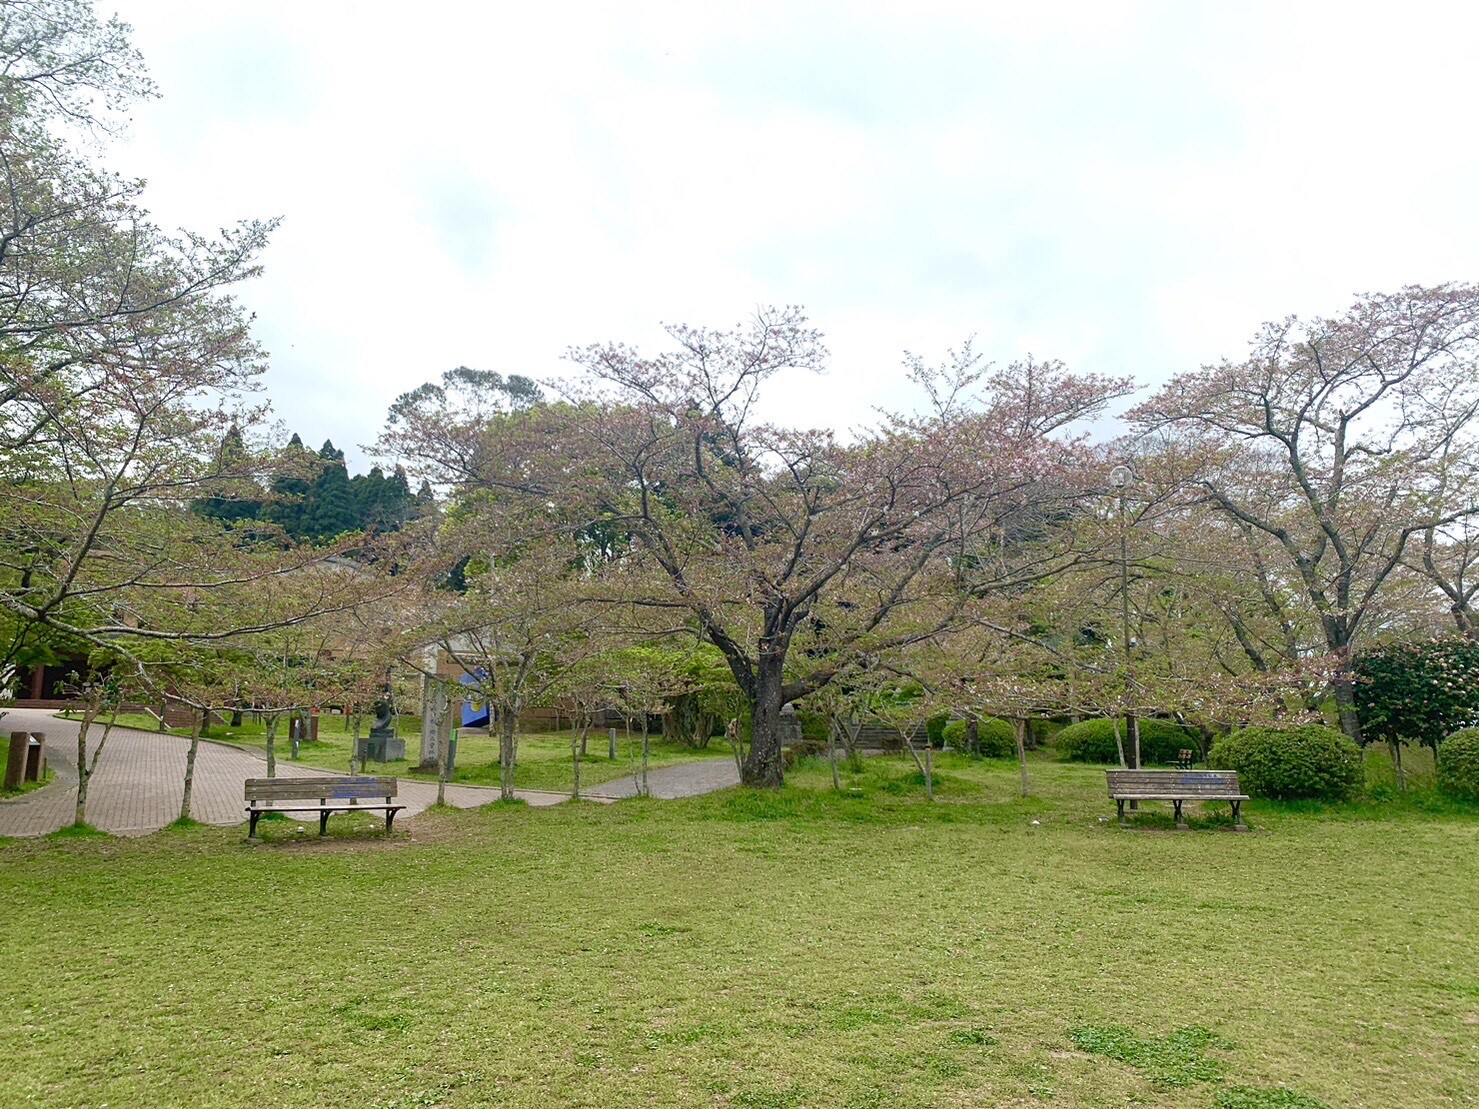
<box><xmin>103</xmin><ymin>0</ymin><xmax>1479</xmax><ymax>467</ymax></box>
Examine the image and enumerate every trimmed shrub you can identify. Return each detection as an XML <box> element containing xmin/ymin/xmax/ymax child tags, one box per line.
<box><xmin>925</xmin><ymin>713</ymin><xmax>948</xmax><ymax>747</ymax></box>
<box><xmin>796</xmin><ymin>710</ymin><xmax>830</xmax><ymax>748</ymax></box>
<box><xmin>1208</xmin><ymin>724</ymin><xmax>1362</xmax><ymax>801</ymax></box>
<box><xmin>941</xmin><ymin>717</ymin><xmax>1016</xmax><ymax>758</ymax></box>
<box><xmin>1054</xmin><ymin>718</ymin><xmax>1198</xmax><ymax>765</ymax></box>
<box><xmin>1437</xmin><ymin>727</ymin><xmax>1479</xmax><ymax>801</ymax></box>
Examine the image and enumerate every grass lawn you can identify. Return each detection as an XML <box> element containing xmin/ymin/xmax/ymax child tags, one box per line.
<box><xmin>61</xmin><ymin>711</ymin><xmax>725</xmax><ymax>793</ymax></box>
<box><xmin>0</xmin><ymin>749</ymin><xmax>1474</xmax><ymax>1108</ymax></box>
<box><xmin>0</xmin><ymin>765</ymin><xmax>52</xmax><ymax>799</ymax></box>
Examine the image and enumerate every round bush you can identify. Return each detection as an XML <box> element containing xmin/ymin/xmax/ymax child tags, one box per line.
<box><xmin>1054</xmin><ymin>718</ymin><xmax>1198</xmax><ymax>764</ymax></box>
<box><xmin>941</xmin><ymin>718</ymin><xmax>1016</xmax><ymax>758</ymax></box>
<box><xmin>925</xmin><ymin>713</ymin><xmax>948</xmax><ymax>747</ymax></box>
<box><xmin>1437</xmin><ymin>727</ymin><xmax>1479</xmax><ymax>801</ymax></box>
<box><xmin>1208</xmin><ymin>724</ymin><xmax>1362</xmax><ymax>801</ymax></box>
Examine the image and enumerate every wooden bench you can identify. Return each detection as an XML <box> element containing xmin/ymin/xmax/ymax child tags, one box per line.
<box><xmin>1106</xmin><ymin>769</ymin><xmax>1248</xmax><ymax>830</ymax></box>
<box><xmin>245</xmin><ymin>776</ymin><xmax>403</xmax><ymax>839</ymax></box>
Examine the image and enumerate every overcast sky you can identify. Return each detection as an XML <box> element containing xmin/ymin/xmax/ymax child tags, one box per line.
<box><xmin>106</xmin><ymin>0</ymin><xmax>1479</xmax><ymax>470</ymax></box>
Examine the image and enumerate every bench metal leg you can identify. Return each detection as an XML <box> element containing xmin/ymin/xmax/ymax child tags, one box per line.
<box><xmin>385</xmin><ymin>807</ymin><xmax>396</xmax><ymax>835</ymax></box>
<box><xmin>320</xmin><ymin>809</ymin><xmax>331</xmax><ymax>836</ymax></box>
<box><xmin>1174</xmin><ymin>800</ymin><xmax>1188</xmax><ymax>830</ymax></box>
<box><xmin>1116</xmin><ymin>799</ymin><xmax>1126</xmax><ymax>826</ymax></box>
<box><xmin>1232</xmin><ymin>801</ymin><xmax>1247</xmax><ymax>831</ymax></box>
<box><xmin>249</xmin><ymin>810</ymin><xmax>260</xmax><ymax>839</ymax></box>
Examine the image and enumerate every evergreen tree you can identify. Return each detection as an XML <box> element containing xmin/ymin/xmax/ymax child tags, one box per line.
<box><xmin>261</xmin><ymin>433</ymin><xmax>315</xmax><ymax>537</ymax></box>
<box><xmin>191</xmin><ymin>426</ymin><xmax>262</xmax><ymax>523</ymax></box>
<box><xmin>306</xmin><ymin>440</ymin><xmax>358</xmax><ymax>540</ymax></box>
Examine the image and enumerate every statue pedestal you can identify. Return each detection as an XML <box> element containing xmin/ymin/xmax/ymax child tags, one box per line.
<box><xmin>356</xmin><ymin>735</ymin><xmax>405</xmax><ymax>763</ymax></box>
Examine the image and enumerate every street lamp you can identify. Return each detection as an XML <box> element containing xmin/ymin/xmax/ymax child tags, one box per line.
<box><xmin>1109</xmin><ymin>464</ymin><xmax>1139</xmax><ymax>773</ymax></box>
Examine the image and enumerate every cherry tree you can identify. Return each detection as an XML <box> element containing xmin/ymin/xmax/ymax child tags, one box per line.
<box><xmin>1132</xmin><ymin>285</ymin><xmax>1479</xmax><ymax>739</ymax></box>
<box><xmin>546</xmin><ymin>314</ymin><xmax>1130</xmax><ymax>787</ymax></box>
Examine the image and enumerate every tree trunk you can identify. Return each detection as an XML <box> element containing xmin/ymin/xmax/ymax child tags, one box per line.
<box><xmin>966</xmin><ymin>717</ymin><xmax>980</xmax><ymax>757</ymax></box>
<box><xmin>265</xmin><ymin>714</ymin><xmax>279</xmax><ymax>778</ymax></box>
<box><xmin>741</xmin><ymin>656</ymin><xmax>786</xmax><ymax>788</ymax></box>
<box><xmin>498</xmin><ymin>707</ymin><xmax>518</xmax><ymax>800</ymax></box>
<box><xmin>180</xmin><ymin>709</ymin><xmax>206</xmax><ymax>821</ymax></box>
<box><xmin>77</xmin><ymin>712</ymin><xmax>119</xmax><ymax>826</ymax></box>
<box><xmin>231</xmin><ymin>708</ymin><xmax>243</xmax><ymax>728</ymax></box>
<box><xmin>1013</xmin><ymin>717</ymin><xmax>1031</xmax><ymax>798</ymax></box>
<box><xmin>1332</xmin><ymin>672</ymin><xmax>1364</xmax><ymax>744</ymax></box>
<box><xmin>640</xmin><ymin>717</ymin><xmax>650</xmax><ymax>797</ymax></box>
<box><xmin>571</xmin><ymin>716</ymin><xmax>588</xmax><ymax>801</ymax></box>
<box><xmin>1388</xmin><ymin>739</ymin><xmax>1406</xmax><ymax>791</ymax></box>
<box><xmin>828</xmin><ymin>718</ymin><xmax>840</xmax><ymax>790</ymax></box>
<box><xmin>903</xmin><ymin>732</ymin><xmax>932</xmax><ymax>800</ymax></box>
<box><xmin>1111</xmin><ymin>716</ymin><xmax>1127</xmax><ymax>769</ymax></box>
<box><xmin>437</xmin><ymin>724</ymin><xmax>452</xmax><ymax>807</ymax></box>
<box><xmin>72</xmin><ymin>703</ymin><xmax>100</xmax><ymax>826</ymax></box>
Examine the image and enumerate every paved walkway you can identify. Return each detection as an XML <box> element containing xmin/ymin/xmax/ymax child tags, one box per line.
<box><xmin>0</xmin><ymin>708</ymin><xmax>567</xmax><ymax>838</ymax></box>
<box><xmin>584</xmin><ymin>756</ymin><xmax>740</xmax><ymax>799</ymax></box>
<box><xmin>0</xmin><ymin>709</ymin><xmax>741</xmax><ymax>838</ymax></box>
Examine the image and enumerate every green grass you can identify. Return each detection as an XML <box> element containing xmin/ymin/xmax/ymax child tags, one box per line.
<box><xmin>219</xmin><ymin>719</ymin><xmax>725</xmax><ymax>794</ymax></box>
<box><xmin>0</xmin><ymin>753</ymin><xmax>1474</xmax><ymax>1107</ymax></box>
<box><xmin>0</xmin><ymin>764</ymin><xmax>53</xmax><ymax>798</ymax></box>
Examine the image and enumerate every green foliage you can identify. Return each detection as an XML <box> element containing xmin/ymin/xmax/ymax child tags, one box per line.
<box><xmin>1209</xmin><ymin>725</ymin><xmax>1363</xmax><ymax>801</ymax></box>
<box><xmin>1068</xmin><ymin>1024</ymin><xmax>1228</xmax><ymax>1088</ymax></box>
<box><xmin>1354</xmin><ymin>638</ymin><xmax>1479</xmax><ymax>753</ymax></box>
<box><xmin>796</xmin><ymin>710</ymin><xmax>830</xmax><ymax>748</ymax></box>
<box><xmin>941</xmin><ymin>718</ymin><xmax>1016</xmax><ymax>757</ymax></box>
<box><xmin>1436</xmin><ymin>727</ymin><xmax>1479</xmax><ymax>801</ymax></box>
<box><xmin>925</xmin><ymin>713</ymin><xmax>948</xmax><ymax>747</ymax></box>
<box><xmin>209</xmin><ymin>434</ymin><xmax>423</xmax><ymax>543</ymax></box>
<box><xmin>1054</xmin><ymin>718</ymin><xmax>1197</xmax><ymax>764</ymax></box>
<box><xmin>1213</xmin><ymin>1087</ymin><xmax>1329</xmax><ymax>1109</ymax></box>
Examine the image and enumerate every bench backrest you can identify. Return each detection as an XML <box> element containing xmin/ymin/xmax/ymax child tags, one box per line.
<box><xmin>245</xmin><ymin>776</ymin><xmax>397</xmax><ymax>802</ymax></box>
<box><xmin>1106</xmin><ymin>769</ymin><xmax>1240</xmax><ymax>795</ymax></box>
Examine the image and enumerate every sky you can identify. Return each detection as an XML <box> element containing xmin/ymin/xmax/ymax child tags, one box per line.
<box><xmin>104</xmin><ymin>0</ymin><xmax>1479</xmax><ymax>471</ymax></box>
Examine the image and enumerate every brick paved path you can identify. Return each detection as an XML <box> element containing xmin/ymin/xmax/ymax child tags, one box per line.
<box><xmin>0</xmin><ymin>708</ymin><xmax>570</xmax><ymax>838</ymax></box>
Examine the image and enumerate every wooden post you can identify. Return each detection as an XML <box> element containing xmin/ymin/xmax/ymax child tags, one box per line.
<box><xmin>4</xmin><ymin>731</ymin><xmax>27</xmax><ymax>790</ymax></box>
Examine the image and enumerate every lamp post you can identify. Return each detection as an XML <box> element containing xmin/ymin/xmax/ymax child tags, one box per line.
<box><xmin>1109</xmin><ymin>464</ymin><xmax>1139</xmax><ymax>773</ymax></box>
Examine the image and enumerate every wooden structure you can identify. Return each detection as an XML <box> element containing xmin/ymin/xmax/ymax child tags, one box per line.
<box><xmin>4</xmin><ymin>732</ymin><xmax>46</xmax><ymax>790</ymax></box>
<box><xmin>244</xmin><ymin>776</ymin><xmax>402</xmax><ymax>838</ymax></box>
<box><xmin>1105</xmin><ymin>769</ymin><xmax>1248</xmax><ymax>830</ymax></box>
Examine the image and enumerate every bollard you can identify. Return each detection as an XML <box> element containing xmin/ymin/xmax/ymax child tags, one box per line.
<box><xmin>4</xmin><ymin>731</ymin><xmax>27</xmax><ymax>790</ymax></box>
<box><xmin>24</xmin><ymin>733</ymin><xmax>45</xmax><ymax>782</ymax></box>
<box><xmin>608</xmin><ymin>727</ymin><xmax>617</xmax><ymax>760</ymax></box>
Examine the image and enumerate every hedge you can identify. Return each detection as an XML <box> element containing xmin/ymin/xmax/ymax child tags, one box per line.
<box><xmin>1054</xmin><ymin>717</ymin><xmax>1199</xmax><ymax>764</ymax></box>
<box><xmin>1208</xmin><ymin>724</ymin><xmax>1362</xmax><ymax>801</ymax></box>
<box><xmin>941</xmin><ymin>718</ymin><xmax>1016</xmax><ymax>758</ymax></box>
<box><xmin>1437</xmin><ymin>727</ymin><xmax>1479</xmax><ymax>802</ymax></box>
